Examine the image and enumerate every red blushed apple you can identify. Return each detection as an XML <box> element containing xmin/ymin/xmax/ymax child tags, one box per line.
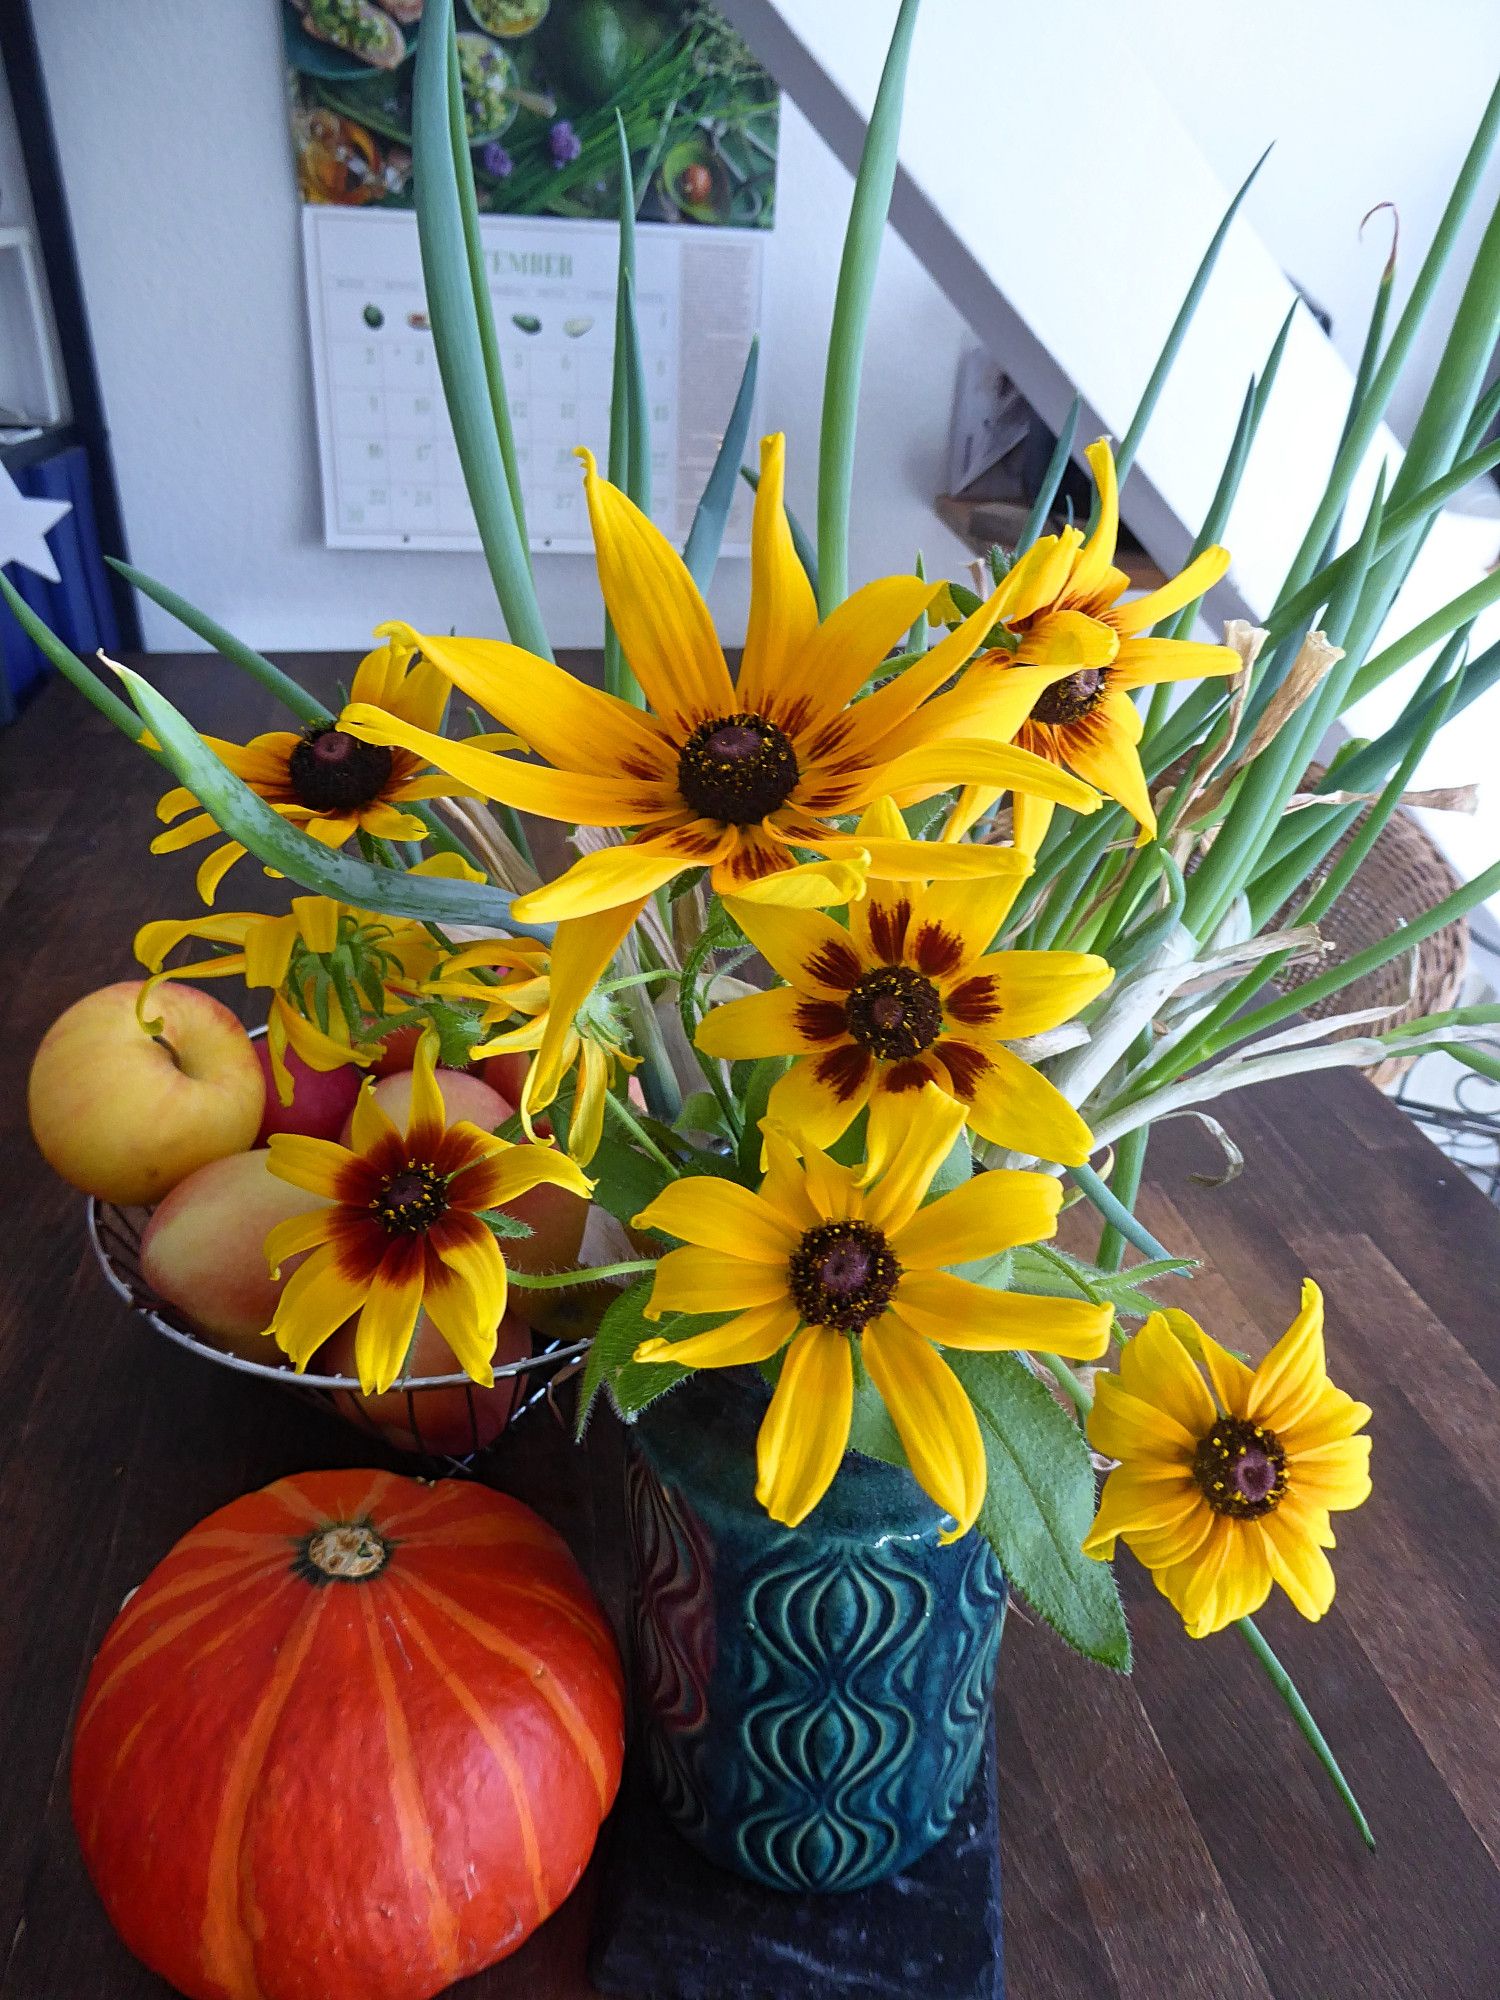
<box><xmin>318</xmin><ymin>1307</ymin><xmax>532</xmax><ymax>1456</ymax></box>
<box><xmin>371</xmin><ymin>1025</ymin><xmax>424</xmax><ymax>1076</ymax></box>
<box><xmin>254</xmin><ymin>1041</ymin><xmax>362</xmax><ymax>1145</ymax></box>
<box><xmin>29</xmin><ymin>981</ymin><xmax>264</xmax><ymax>1207</ymax></box>
<box><xmin>341</xmin><ymin>1066</ymin><xmax>514</xmax><ymax>1146</ymax></box>
<box><xmin>140</xmin><ymin>1149</ymin><xmax>327</xmax><ymax>1362</ymax></box>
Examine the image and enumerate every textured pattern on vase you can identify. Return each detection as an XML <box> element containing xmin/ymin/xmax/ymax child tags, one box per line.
<box><xmin>625</xmin><ymin>1443</ymin><xmax>716</xmax><ymax>1837</ymax></box>
<box><xmin>733</xmin><ymin>1536</ymin><xmax>1004</xmax><ymax>1889</ymax></box>
<box><xmin>628</xmin><ymin>1443</ymin><xmax>1005</xmax><ymax>1892</ymax></box>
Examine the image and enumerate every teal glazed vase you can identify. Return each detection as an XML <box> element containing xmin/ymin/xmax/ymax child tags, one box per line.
<box><xmin>625</xmin><ymin>1374</ymin><xmax>1006</xmax><ymax>1893</ymax></box>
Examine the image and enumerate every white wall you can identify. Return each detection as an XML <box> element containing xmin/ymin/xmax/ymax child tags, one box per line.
<box><xmin>1117</xmin><ymin>0</ymin><xmax>1500</xmax><ymax>447</ymax></box>
<box><xmin>26</xmin><ymin>1</ymin><xmax>974</xmax><ymax>656</ymax></box>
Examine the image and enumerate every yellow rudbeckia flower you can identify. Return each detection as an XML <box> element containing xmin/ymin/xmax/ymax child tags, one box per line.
<box><xmin>1083</xmin><ymin>1285</ymin><xmax>1372</xmax><ymax>1639</ymax></box>
<box><xmin>341</xmin><ymin>436</ymin><xmax>1101</xmax><ymax>1118</ymax></box>
<box><xmin>428</xmin><ymin>934</ymin><xmax>636</xmax><ymax>1165</ymax></box>
<box><xmin>151</xmin><ymin>633</ymin><xmax>497</xmax><ymax>903</ymax></box>
<box><xmin>631</xmin><ymin>1086</ymin><xmax>1113</xmax><ymax>1541</ymax></box>
<box><xmin>925</xmin><ymin>439</ymin><xmax>1242</xmax><ymax>849</ymax></box>
<box><xmin>697</xmin><ymin>798</ymin><xmax>1111</xmax><ymax>1174</ymax></box>
<box><xmin>264</xmin><ymin>1034</ymin><xmax>591</xmax><ymax>1393</ymax></box>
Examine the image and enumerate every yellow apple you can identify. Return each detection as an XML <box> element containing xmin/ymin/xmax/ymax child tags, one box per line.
<box><xmin>29</xmin><ymin>981</ymin><xmax>264</xmax><ymax>1206</ymax></box>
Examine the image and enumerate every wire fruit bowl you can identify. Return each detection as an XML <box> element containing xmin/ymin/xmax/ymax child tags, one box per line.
<box><xmin>87</xmin><ymin>1197</ymin><xmax>591</xmax><ymax>1475</ymax></box>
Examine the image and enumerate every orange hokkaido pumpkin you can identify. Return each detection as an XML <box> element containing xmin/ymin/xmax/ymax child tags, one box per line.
<box><xmin>71</xmin><ymin>1469</ymin><xmax>625</xmax><ymax>2000</ymax></box>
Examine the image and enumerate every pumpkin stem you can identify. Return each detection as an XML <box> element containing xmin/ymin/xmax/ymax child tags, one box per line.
<box><xmin>295</xmin><ymin>1519</ymin><xmax>392</xmax><ymax>1584</ymax></box>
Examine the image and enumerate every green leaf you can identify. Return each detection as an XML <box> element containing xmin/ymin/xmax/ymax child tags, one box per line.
<box><xmin>478</xmin><ymin>1210</ymin><xmax>534</xmax><ymax>1239</ymax></box>
<box><xmin>736</xmin><ymin>1056</ymin><xmax>791</xmax><ymax>1177</ymax></box>
<box><xmin>584</xmin><ymin>1125</ymin><xmax>677</xmax><ymax>1230</ymax></box>
<box><xmin>948</xmin><ymin>1351</ymin><xmax>1132</xmax><ymax>1670</ymax></box>
<box><xmin>927</xmin><ymin>1125</ymin><xmax>973</xmax><ymax>1198</ymax></box>
<box><xmin>575</xmin><ymin>1278</ymin><xmax>720</xmax><ymax>1433</ymax></box>
<box><xmin>0</xmin><ymin>574</ymin><xmax>163</xmax><ymax>759</ymax></box>
<box><xmin>683</xmin><ymin>335</ymin><xmax>761</xmax><ymax>590</ymax></box>
<box><xmin>111</xmin><ymin>663</ymin><xmax>550</xmax><ymax>939</ymax></box>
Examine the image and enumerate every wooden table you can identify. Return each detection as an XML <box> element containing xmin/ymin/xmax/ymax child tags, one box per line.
<box><xmin>3</xmin><ymin>654</ymin><xmax>1498</xmax><ymax>1999</ymax></box>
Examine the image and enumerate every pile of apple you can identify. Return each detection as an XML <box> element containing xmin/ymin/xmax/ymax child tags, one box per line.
<box><xmin>28</xmin><ymin>981</ymin><xmax>591</xmax><ymax>1456</ymax></box>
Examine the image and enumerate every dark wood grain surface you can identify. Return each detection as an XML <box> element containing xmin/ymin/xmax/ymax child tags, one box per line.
<box><xmin>2</xmin><ymin>654</ymin><xmax>1497</xmax><ymax>2000</ymax></box>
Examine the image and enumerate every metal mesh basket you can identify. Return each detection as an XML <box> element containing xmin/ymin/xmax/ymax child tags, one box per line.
<box><xmin>87</xmin><ymin>1198</ymin><xmax>591</xmax><ymax>1476</ymax></box>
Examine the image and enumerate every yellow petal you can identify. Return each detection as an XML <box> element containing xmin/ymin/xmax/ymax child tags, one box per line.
<box><xmin>631</xmin><ymin>1178</ymin><xmax>798</xmax><ymax>1262</ymax></box>
<box><xmin>388</xmin><ymin>627</ymin><xmax>672</xmax><ymax>774</ymax></box>
<box><xmin>579</xmin><ymin>447</ymin><xmax>736</xmax><ymax>731</ymax></box>
<box><xmin>893</xmin><ymin>1273</ymin><xmax>1112</xmax><ymax>1358</ymax></box>
<box><xmin>754</xmin><ymin>1325</ymin><xmax>853</xmax><ymax>1528</ymax></box>
<box><xmin>1111</xmin><ymin>546</ymin><xmax>1231</xmax><ymax>636</ymax></box>
<box><xmin>1116</xmin><ymin>1313</ymin><xmax>1217</xmax><ymax>1440</ymax></box>
<box><xmin>715</xmin><ymin>850</ymin><xmax>870</xmax><ymax>908</ymax></box>
<box><xmin>1081</xmin><ymin>1461</ymin><xmax>1201</xmax><ymax>1559</ymax></box>
<box><xmin>1109</xmin><ymin>636</ymin><xmax>1243</xmax><ymax>691</ymax></box>
<box><xmin>857</xmin><ymin>835</ymin><xmax>1034</xmax><ymax>885</ymax></box>
<box><xmin>195</xmin><ymin>841</ymin><xmax>248</xmax><ymax>906</ymax></box>
<box><xmin>1012</xmin><ymin>789</ymin><xmax>1056</xmax><ymax>857</ymax></box>
<box><xmin>962</xmin><ymin>948</ymin><xmax>1113</xmax><ymax>1038</ymax></box>
<box><xmin>696</xmin><ymin>986</ymin><xmax>827</xmax><ymax>1060</ymax></box>
<box><xmin>863</xmin><ymin>1315</ymin><xmax>986</xmax><ymax>1542</ymax></box>
<box><xmin>643</xmin><ymin>1245</ymin><xmax>789</xmax><ymax>1317</ymax></box>
<box><xmin>785</xmin><ymin>574</ymin><xmax>936</xmax><ymax>727</ymax></box>
<box><xmin>635</xmin><ymin>1300</ymin><xmax>799</xmax><ymax>1370</ymax></box>
<box><xmin>1286</xmin><ymin>1435</ymin><xmax>1372</xmax><ymax>1512</ymax></box>
<box><xmin>1247</xmin><ymin>1279</ymin><xmax>1328</xmax><ymax>1432</ymax></box>
<box><xmin>877</xmin><ymin>738</ymin><xmax>1101</xmax><ymax>813</ymax></box>
<box><xmin>460</xmin><ymin>1138</ymin><xmax>592</xmax><ymax>1208</ymax></box>
<box><xmin>861</xmin><ymin>1084</ymin><xmax>969</xmax><ymax>1234</ymax></box>
<box><xmin>523</xmin><ymin>901</ymin><xmax>645</xmax><ymax>1115</ymax></box>
<box><xmin>434</xmin><ymin>1218</ymin><xmax>510</xmax><ymax>1335</ymax></box>
<box><xmin>1260</xmin><ymin>1508</ymin><xmax>1337</xmax><ymax>1622</ymax></box>
<box><xmin>736</xmin><ymin>433</ymin><xmax>820</xmax><ymax>718</ymax></box>
<box><xmin>1014</xmin><ymin>607</ymin><xmax>1118</xmax><ymax>669</ymax></box>
<box><xmin>513</xmin><ymin>838</ymin><xmax>705</xmax><ymax>923</ymax></box>
<box><xmin>404</xmin><ymin>1030</ymin><xmax>448</xmax><ymax>1153</ymax></box>
<box><xmin>266</xmin><ymin>1134</ymin><xmax>357</xmax><ymax>1201</ymax></box>
<box><xmin>1069</xmin><ymin>439</ymin><xmax>1122</xmax><ymax>603</ymax></box>
<box><xmin>960</xmin><ymin>1042</ymin><xmax>1095</xmax><ymax>1167</ymax></box>
<box><xmin>350</xmin><ymin>1072</ymin><xmax>400</xmax><ymax>1155</ymax></box>
<box><xmin>764</xmin><ymin>1057</ymin><xmax>869</xmax><ymax>1156</ymax></box>
<box><xmin>355</xmin><ymin>1251</ymin><xmax>427</xmax><ymax>1394</ymax></box>
<box><xmin>829</xmin><ymin>579</ymin><xmax>1010</xmax><ymax>765</ymax></box>
<box><xmin>724</xmin><ymin>900</ymin><xmax>864</xmax><ymax>993</ymax></box>
<box><xmin>341</xmin><ymin>704</ymin><xmax>649</xmax><ymax>824</ymax></box>
<box><xmin>269</xmin><ymin>1245</ymin><xmax>369</xmax><ymax>1371</ymax></box>
<box><xmin>263</xmin><ymin>1207</ymin><xmax>336</xmax><ymax>1277</ymax></box>
<box><xmin>419</xmin><ymin>1256</ymin><xmax>496</xmax><ymax>1389</ymax></box>
<box><xmin>888</xmin><ymin>1168</ymin><xmax>1062</xmax><ymax>1269</ymax></box>
<box><xmin>991</xmin><ymin>527</ymin><xmax>1084</xmax><ymax>622</ymax></box>
<box><xmin>1054</xmin><ymin>693</ymin><xmax>1157</xmax><ymax>840</ymax></box>
<box><xmin>1087</xmin><ymin>1372</ymin><xmax>1197</xmax><ymax>1464</ymax></box>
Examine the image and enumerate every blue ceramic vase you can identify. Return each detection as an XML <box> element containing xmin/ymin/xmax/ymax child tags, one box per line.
<box><xmin>625</xmin><ymin>1374</ymin><xmax>1006</xmax><ymax>1893</ymax></box>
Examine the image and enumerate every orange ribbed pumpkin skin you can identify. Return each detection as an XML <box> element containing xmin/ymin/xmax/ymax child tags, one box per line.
<box><xmin>71</xmin><ymin>1469</ymin><xmax>625</xmax><ymax>2000</ymax></box>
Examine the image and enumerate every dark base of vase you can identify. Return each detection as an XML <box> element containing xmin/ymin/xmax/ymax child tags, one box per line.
<box><xmin>587</xmin><ymin>1735</ymin><xmax>1004</xmax><ymax>2000</ymax></box>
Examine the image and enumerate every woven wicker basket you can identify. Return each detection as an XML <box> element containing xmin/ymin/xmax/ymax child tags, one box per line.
<box><xmin>1271</xmin><ymin>770</ymin><xmax>1469</xmax><ymax>1088</ymax></box>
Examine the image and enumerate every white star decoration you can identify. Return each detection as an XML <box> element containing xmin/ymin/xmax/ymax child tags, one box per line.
<box><xmin>0</xmin><ymin>459</ymin><xmax>71</xmax><ymax>585</ymax></box>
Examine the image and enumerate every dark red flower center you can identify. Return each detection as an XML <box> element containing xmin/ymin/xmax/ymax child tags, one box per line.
<box><xmin>371</xmin><ymin>1161</ymin><xmax>448</xmax><ymax>1235</ymax></box>
<box><xmin>676</xmin><ymin>711</ymin><xmax>799</xmax><ymax>824</ymax></box>
<box><xmin>788</xmin><ymin>1220</ymin><xmax>900</xmax><ymax>1334</ymax></box>
<box><xmin>1192</xmin><ymin>1416</ymin><xmax>1288</xmax><ymax>1518</ymax></box>
<box><xmin>1032</xmin><ymin>668</ymin><xmax>1108</xmax><ymax>727</ymax></box>
<box><xmin>289</xmin><ymin>724</ymin><xmax>395</xmax><ymax>812</ymax></box>
<box><xmin>845</xmin><ymin>964</ymin><xmax>944</xmax><ymax>1060</ymax></box>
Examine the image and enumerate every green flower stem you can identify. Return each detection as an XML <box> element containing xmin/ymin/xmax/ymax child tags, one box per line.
<box><xmin>505</xmin><ymin>1258</ymin><xmax>658</xmax><ymax>1291</ymax></box>
<box><xmin>1015</xmin><ymin>395</ymin><xmax>1081</xmax><ymax>556</ymax></box>
<box><xmin>1095</xmin><ymin>1117</ymin><xmax>1150</xmax><ymax>1272</ymax></box>
<box><xmin>603</xmin><ymin>1081</ymin><xmax>678</xmax><ymax>1175</ymax></box>
<box><xmin>1029</xmin><ymin>1263</ymin><xmax>1376</xmax><ymax>1849</ymax></box>
<box><xmin>1235</xmin><ymin>1616</ymin><xmax>1376</xmax><ymax>1850</ymax></box>
<box><xmin>1071</xmin><ymin>1161</ymin><xmax>1177</xmax><ymax>1265</ymax></box>
<box><xmin>817</xmin><ymin>0</ymin><xmax>922</xmax><ymax>611</ymax></box>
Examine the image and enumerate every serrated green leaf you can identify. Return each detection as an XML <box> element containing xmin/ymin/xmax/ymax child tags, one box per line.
<box><xmin>736</xmin><ymin>1056</ymin><xmax>791</xmax><ymax>1177</ymax></box>
<box><xmin>927</xmin><ymin>1126</ymin><xmax>973</xmax><ymax>1198</ymax></box>
<box><xmin>948</xmin><ymin>1350</ymin><xmax>1132</xmax><ymax>1671</ymax></box>
<box><xmin>478</xmin><ymin>1210</ymin><xmax>534</xmax><ymax>1239</ymax></box>
<box><xmin>575</xmin><ymin>1278</ymin><xmax>723</xmax><ymax>1434</ymax></box>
